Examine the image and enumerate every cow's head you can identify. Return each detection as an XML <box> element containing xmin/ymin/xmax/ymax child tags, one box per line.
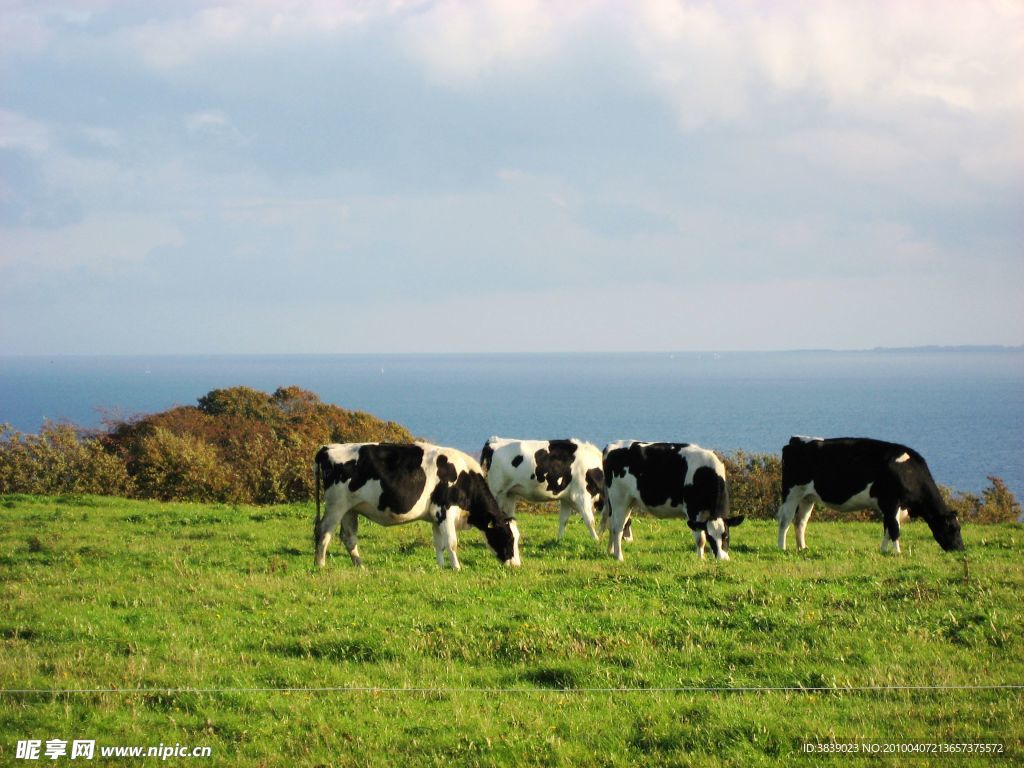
<box><xmin>688</xmin><ymin>515</ymin><xmax>745</xmax><ymax>559</ymax></box>
<box><xmin>461</xmin><ymin>469</ymin><xmax>521</xmax><ymax>566</ymax></box>
<box><xmin>911</xmin><ymin>477</ymin><xmax>965</xmax><ymax>552</ymax></box>
<box><xmin>923</xmin><ymin>506</ymin><xmax>965</xmax><ymax>552</ymax></box>
<box><xmin>484</xmin><ymin>518</ymin><xmax>521</xmax><ymax>567</ymax></box>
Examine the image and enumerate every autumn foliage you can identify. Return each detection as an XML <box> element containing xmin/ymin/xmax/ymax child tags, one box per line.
<box><xmin>1</xmin><ymin>386</ymin><xmax>412</xmax><ymax>504</ymax></box>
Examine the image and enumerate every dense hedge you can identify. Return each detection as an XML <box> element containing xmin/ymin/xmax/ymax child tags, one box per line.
<box><xmin>0</xmin><ymin>386</ymin><xmax>412</xmax><ymax>504</ymax></box>
<box><xmin>0</xmin><ymin>387</ymin><xmax>1019</xmax><ymax>523</ymax></box>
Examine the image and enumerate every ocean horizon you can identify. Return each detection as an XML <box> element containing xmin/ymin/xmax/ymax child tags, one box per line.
<box><xmin>2</xmin><ymin>347</ymin><xmax>1022</xmax><ymax>499</ymax></box>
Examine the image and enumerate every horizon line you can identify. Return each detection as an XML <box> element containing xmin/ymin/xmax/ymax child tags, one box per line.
<box><xmin>2</xmin><ymin>344</ymin><xmax>1023</xmax><ymax>358</ymax></box>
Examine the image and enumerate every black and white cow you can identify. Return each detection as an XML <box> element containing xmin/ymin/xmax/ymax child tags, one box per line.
<box><xmin>777</xmin><ymin>436</ymin><xmax>964</xmax><ymax>553</ymax></box>
<box><xmin>602</xmin><ymin>440</ymin><xmax>743</xmax><ymax>561</ymax></box>
<box><xmin>314</xmin><ymin>442</ymin><xmax>521</xmax><ymax>569</ymax></box>
<box><xmin>480</xmin><ymin>437</ymin><xmax>615</xmax><ymax>542</ymax></box>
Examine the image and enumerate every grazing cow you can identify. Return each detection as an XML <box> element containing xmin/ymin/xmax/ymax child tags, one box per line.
<box><xmin>481</xmin><ymin>437</ymin><xmax>617</xmax><ymax>542</ymax></box>
<box><xmin>602</xmin><ymin>440</ymin><xmax>742</xmax><ymax>561</ymax></box>
<box><xmin>314</xmin><ymin>442</ymin><xmax>521</xmax><ymax>569</ymax></box>
<box><xmin>777</xmin><ymin>436</ymin><xmax>964</xmax><ymax>553</ymax></box>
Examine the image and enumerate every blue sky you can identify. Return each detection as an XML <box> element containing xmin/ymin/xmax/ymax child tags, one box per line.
<box><xmin>1</xmin><ymin>1</ymin><xmax>1021</xmax><ymax>354</ymax></box>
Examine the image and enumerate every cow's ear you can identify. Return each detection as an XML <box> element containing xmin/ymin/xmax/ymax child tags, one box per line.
<box><xmin>726</xmin><ymin>515</ymin><xmax>745</xmax><ymax>527</ymax></box>
<box><xmin>686</xmin><ymin>520</ymin><xmax>704</xmax><ymax>531</ymax></box>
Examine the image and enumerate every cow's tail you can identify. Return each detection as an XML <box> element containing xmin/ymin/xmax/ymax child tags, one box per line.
<box><xmin>313</xmin><ymin>453</ymin><xmax>323</xmax><ymax>546</ymax></box>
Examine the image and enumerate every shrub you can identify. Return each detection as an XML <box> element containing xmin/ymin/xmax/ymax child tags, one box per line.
<box><xmin>100</xmin><ymin>386</ymin><xmax>413</xmax><ymax>503</ymax></box>
<box><xmin>0</xmin><ymin>422</ymin><xmax>133</xmax><ymax>496</ymax></box>
<box><xmin>721</xmin><ymin>451</ymin><xmax>781</xmax><ymax>520</ymax></box>
<box><xmin>133</xmin><ymin>427</ymin><xmax>231</xmax><ymax>502</ymax></box>
<box><xmin>943</xmin><ymin>477</ymin><xmax>1021</xmax><ymax>525</ymax></box>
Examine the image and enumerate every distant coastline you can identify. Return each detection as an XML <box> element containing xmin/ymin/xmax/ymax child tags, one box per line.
<box><xmin>2</xmin><ymin>344</ymin><xmax>1022</xmax><ymax>359</ymax></box>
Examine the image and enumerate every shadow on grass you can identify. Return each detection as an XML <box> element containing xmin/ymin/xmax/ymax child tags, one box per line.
<box><xmin>519</xmin><ymin>665</ymin><xmax>583</xmax><ymax>690</ymax></box>
<box><xmin>270</xmin><ymin>638</ymin><xmax>396</xmax><ymax>663</ymax></box>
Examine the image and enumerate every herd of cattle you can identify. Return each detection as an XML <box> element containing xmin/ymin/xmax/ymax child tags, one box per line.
<box><xmin>313</xmin><ymin>435</ymin><xmax>965</xmax><ymax>569</ymax></box>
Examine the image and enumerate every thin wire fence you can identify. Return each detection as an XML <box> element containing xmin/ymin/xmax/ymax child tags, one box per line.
<box><xmin>3</xmin><ymin>684</ymin><xmax>1022</xmax><ymax>696</ymax></box>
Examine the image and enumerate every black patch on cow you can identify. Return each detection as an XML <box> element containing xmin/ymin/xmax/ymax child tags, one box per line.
<box><xmin>533</xmin><ymin>440</ymin><xmax>577</xmax><ymax>495</ymax></box>
<box><xmin>316</xmin><ymin>443</ymin><xmax>427</xmax><ymax>515</ymax></box>
<box><xmin>781</xmin><ymin>436</ymin><xmax>963</xmax><ymax>551</ymax></box>
<box><xmin>511</xmin><ymin>454</ymin><xmax>524</xmax><ymax>468</ymax></box>
<box><xmin>480</xmin><ymin>442</ymin><xmax>494</xmax><ymax>472</ymax></box>
<box><xmin>435</xmin><ymin>454</ymin><xmax>457</xmax><ymax>484</ymax></box>
<box><xmin>429</xmin><ymin>454</ymin><xmax>460</xmax><ymax>513</ymax></box>
<box><xmin>585</xmin><ymin>467</ymin><xmax>605</xmax><ymax>512</ymax></box>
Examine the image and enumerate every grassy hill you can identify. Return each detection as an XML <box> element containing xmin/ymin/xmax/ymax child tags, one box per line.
<box><xmin>2</xmin><ymin>494</ymin><xmax>1021</xmax><ymax>765</ymax></box>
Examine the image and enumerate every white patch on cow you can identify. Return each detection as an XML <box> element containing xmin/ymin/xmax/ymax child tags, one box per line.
<box><xmin>706</xmin><ymin>518</ymin><xmax>730</xmax><ymax>561</ymax></box>
<box><xmin>793</xmin><ymin>435</ymin><xmax>824</xmax><ymax>443</ymax></box>
<box><xmin>506</xmin><ymin>519</ymin><xmax>522</xmax><ymax>567</ymax></box>
<box><xmin>895</xmin><ymin>452</ymin><xmax>911</xmax><ymax>463</ymax></box>
<box><xmin>830</xmin><ymin>483</ymin><xmax>879</xmax><ymax>514</ymax></box>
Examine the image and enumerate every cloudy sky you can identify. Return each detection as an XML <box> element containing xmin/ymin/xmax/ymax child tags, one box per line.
<box><xmin>1</xmin><ymin>1</ymin><xmax>1021</xmax><ymax>354</ymax></box>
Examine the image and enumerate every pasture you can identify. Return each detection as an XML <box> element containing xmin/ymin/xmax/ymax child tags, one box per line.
<box><xmin>1</xmin><ymin>494</ymin><xmax>1022</xmax><ymax>766</ymax></box>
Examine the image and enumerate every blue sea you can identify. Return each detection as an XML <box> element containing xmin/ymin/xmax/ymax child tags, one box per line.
<box><xmin>1</xmin><ymin>349</ymin><xmax>1022</xmax><ymax>499</ymax></box>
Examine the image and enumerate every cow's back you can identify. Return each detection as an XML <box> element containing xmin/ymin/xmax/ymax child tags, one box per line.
<box><xmin>782</xmin><ymin>436</ymin><xmax>928</xmax><ymax>502</ymax></box>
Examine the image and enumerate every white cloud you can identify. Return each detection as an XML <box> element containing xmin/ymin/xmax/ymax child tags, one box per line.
<box><xmin>185</xmin><ymin>110</ymin><xmax>229</xmax><ymax>135</ymax></box>
<box><xmin>397</xmin><ymin>0</ymin><xmax>590</xmax><ymax>85</ymax></box>
<box><xmin>1</xmin><ymin>214</ymin><xmax>184</xmax><ymax>272</ymax></box>
<box><xmin>124</xmin><ymin>1</ymin><xmax>373</xmax><ymax>70</ymax></box>
<box><xmin>0</xmin><ymin>110</ymin><xmax>51</xmax><ymax>152</ymax></box>
<box><xmin>184</xmin><ymin>109</ymin><xmax>248</xmax><ymax>147</ymax></box>
<box><xmin>627</xmin><ymin>0</ymin><xmax>1024</xmax><ymax>126</ymax></box>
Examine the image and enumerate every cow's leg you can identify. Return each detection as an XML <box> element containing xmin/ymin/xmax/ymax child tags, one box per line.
<box><xmin>314</xmin><ymin>504</ymin><xmax>344</xmax><ymax>567</ymax></box>
<box><xmin>607</xmin><ymin>492</ymin><xmax>632</xmax><ymax>561</ymax></box>
<box><xmin>622</xmin><ymin>517</ymin><xmax>633</xmax><ymax>543</ymax></box>
<box><xmin>793</xmin><ymin>498</ymin><xmax>815</xmax><ymax>551</ymax></box>
<box><xmin>705</xmin><ymin>518</ymin><xmax>731</xmax><ymax>561</ymax></box>
<box><xmin>692</xmin><ymin>528</ymin><xmax>706</xmax><ymax>559</ymax></box>
<box><xmin>433</xmin><ymin>513</ymin><xmax>462</xmax><ymax>570</ymax></box>
<box><xmin>444</xmin><ymin>515</ymin><xmax>462</xmax><ymax>571</ymax></box>
<box><xmin>576</xmin><ymin>493</ymin><xmax>600</xmax><ymax>542</ymax></box>
<box><xmin>610</xmin><ymin>515</ymin><xmax>631</xmax><ymax>561</ymax></box>
<box><xmin>339</xmin><ymin>510</ymin><xmax>362</xmax><ymax>567</ymax></box>
<box><xmin>557</xmin><ymin>498</ymin><xmax>574</xmax><ymax>540</ymax></box>
<box><xmin>432</xmin><ymin>523</ymin><xmax>447</xmax><ymax>567</ymax></box>
<box><xmin>777</xmin><ymin>489</ymin><xmax>802</xmax><ymax>550</ymax></box>
<box><xmin>882</xmin><ymin>505</ymin><xmax>910</xmax><ymax>555</ymax></box>
<box><xmin>314</xmin><ymin>530</ymin><xmax>332</xmax><ymax>567</ymax></box>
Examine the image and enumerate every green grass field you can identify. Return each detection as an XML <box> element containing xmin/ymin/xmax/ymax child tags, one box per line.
<box><xmin>2</xmin><ymin>494</ymin><xmax>1022</xmax><ymax>766</ymax></box>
